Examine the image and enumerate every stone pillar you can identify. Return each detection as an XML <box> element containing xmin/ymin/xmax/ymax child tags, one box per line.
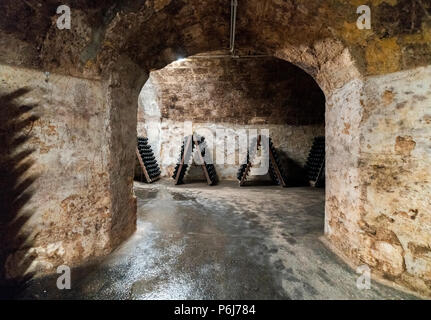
<box><xmin>102</xmin><ymin>56</ymin><xmax>148</xmax><ymax>249</ymax></box>
<box><xmin>358</xmin><ymin>66</ymin><xmax>431</xmax><ymax>295</ymax></box>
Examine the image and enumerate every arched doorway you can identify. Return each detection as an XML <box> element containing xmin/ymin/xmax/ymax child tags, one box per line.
<box><xmin>1</xmin><ymin>0</ymin><xmax>430</xmax><ymax>298</ymax></box>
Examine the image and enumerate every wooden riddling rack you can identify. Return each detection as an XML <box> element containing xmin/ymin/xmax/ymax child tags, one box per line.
<box><xmin>172</xmin><ymin>134</ymin><xmax>217</xmax><ymax>186</ymax></box>
<box><xmin>136</xmin><ymin>136</ymin><xmax>161</xmax><ymax>183</ymax></box>
<box><xmin>305</xmin><ymin>136</ymin><xmax>325</xmax><ymax>187</ymax></box>
<box><xmin>237</xmin><ymin>134</ymin><xmax>287</xmax><ymax>187</ymax></box>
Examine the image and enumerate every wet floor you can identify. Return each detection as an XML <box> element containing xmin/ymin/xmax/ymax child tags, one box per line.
<box><xmin>17</xmin><ymin>180</ymin><xmax>417</xmax><ymax>299</ymax></box>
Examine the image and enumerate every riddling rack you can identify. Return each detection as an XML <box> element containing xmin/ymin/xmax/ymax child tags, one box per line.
<box><xmin>136</xmin><ymin>136</ymin><xmax>161</xmax><ymax>183</ymax></box>
<box><xmin>237</xmin><ymin>135</ymin><xmax>287</xmax><ymax>187</ymax></box>
<box><xmin>172</xmin><ymin>134</ymin><xmax>217</xmax><ymax>186</ymax></box>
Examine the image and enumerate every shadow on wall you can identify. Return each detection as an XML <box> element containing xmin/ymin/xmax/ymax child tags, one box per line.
<box><xmin>0</xmin><ymin>89</ymin><xmax>39</xmax><ymax>299</ymax></box>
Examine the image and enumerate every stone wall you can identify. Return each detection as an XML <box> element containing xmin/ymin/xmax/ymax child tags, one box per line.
<box><xmin>325</xmin><ymin>65</ymin><xmax>431</xmax><ymax>297</ymax></box>
<box><xmin>137</xmin><ymin>55</ymin><xmax>325</xmax><ymax>181</ymax></box>
<box><xmin>1</xmin><ymin>0</ymin><xmax>431</xmax><ymax>298</ymax></box>
<box><xmin>359</xmin><ymin>66</ymin><xmax>431</xmax><ymax>294</ymax></box>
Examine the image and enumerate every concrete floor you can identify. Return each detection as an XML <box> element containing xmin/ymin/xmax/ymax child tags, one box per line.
<box><xmin>17</xmin><ymin>180</ymin><xmax>416</xmax><ymax>300</ymax></box>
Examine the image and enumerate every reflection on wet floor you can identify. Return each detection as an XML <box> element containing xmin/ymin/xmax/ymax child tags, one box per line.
<box><xmin>17</xmin><ymin>180</ymin><xmax>417</xmax><ymax>300</ymax></box>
